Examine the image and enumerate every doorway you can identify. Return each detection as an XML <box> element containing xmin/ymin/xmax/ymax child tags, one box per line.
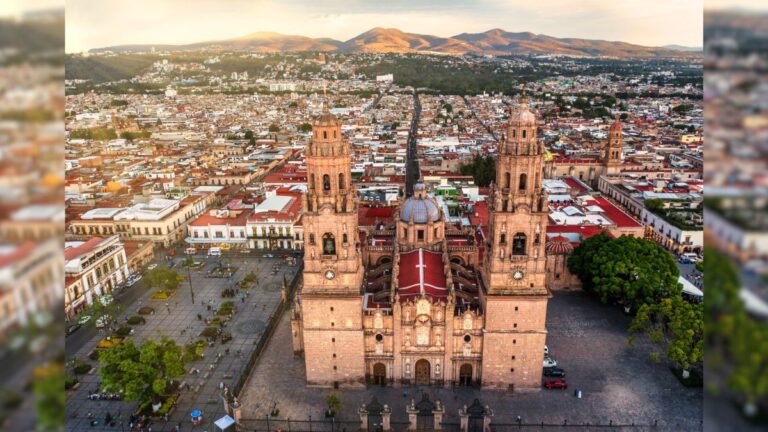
<box><xmin>415</xmin><ymin>359</ymin><xmax>430</xmax><ymax>385</ymax></box>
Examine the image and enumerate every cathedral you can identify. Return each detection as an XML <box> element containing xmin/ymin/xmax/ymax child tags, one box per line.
<box><xmin>291</xmin><ymin>96</ymin><xmax>592</xmax><ymax>391</ymax></box>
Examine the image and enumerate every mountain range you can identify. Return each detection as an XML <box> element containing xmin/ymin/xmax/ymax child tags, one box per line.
<box><xmin>90</xmin><ymin>27</ymin><xmax>699</xmax><ymax>59</ymax></box>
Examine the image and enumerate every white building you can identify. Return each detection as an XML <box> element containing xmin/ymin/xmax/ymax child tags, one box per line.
<box><xmin>64</xmin><ymin>236</ymin><xmax>129</xmax><ymax>320</ymax></box>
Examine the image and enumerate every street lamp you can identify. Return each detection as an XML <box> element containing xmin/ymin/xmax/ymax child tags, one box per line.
<box><xmin>187</xmin><ymin>265</ymin><xmax>195</xmax><ymax>304</ymax></box>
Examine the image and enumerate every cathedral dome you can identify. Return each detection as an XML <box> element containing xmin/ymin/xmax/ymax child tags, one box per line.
<box><xmin>609</xmin><ymin>116</ymin><xmax>623</xmax><ymax>132</ymax></box>
<box><xmin>545</xmin><ymin>235</ymin><xmax>574</xmax><ymax>255</ymax></box>
<box><xmin>315</xmin><ymin>111</ymin><xmax>340</xmax><ymax>127</ymax></box>
<box><xmin>508</xmin><ymin>107</ymin><xmax>537</xmax><ymax>127</ymax></box>
<box><xmin>400</xmin><ymin>184</ymin><xmax>440</xmax><ymax>223</ymax></box>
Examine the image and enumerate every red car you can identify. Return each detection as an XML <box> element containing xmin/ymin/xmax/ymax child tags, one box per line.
<box><xmin>544</xmin><ymin>378</ymin><xmax>568</xmax><ymax>389</ymax></box>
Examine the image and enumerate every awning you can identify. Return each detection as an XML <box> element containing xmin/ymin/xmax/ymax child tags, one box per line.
<box><xmin>185</xmin><ymin>237</ymin><xmax>247</xmax><ymax>244</ymax></box>
<box><xmin>678</xmin><ymin>276</ymin><xmax>702</xmax><ymax>297</ymax></box>
<box><xmin>214</xmin><ymin>415</ymin><xmax>236</xmax><ymax>430</ymax></box>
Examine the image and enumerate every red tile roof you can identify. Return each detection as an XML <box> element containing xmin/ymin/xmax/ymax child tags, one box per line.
<box><xmin>64</xmin><ymin>237</ymin><xmax>104</xmax><ymax>261</ymax></box>
<box><xmin>593</xmin><ymin>197</ymin><xmax>641</xmax><ymax>227</ymax></box>
<box><xmin>397</xmin><ymin>248</ymin><xmax>448</xmax><ymax>302</ymax></box>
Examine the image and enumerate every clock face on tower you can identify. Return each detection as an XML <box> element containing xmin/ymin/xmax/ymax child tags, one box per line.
<box><xmin>324</xmin><ymin>270</ymin><xmax>336</xmax><ymax>280</ymax></box>
<box><xmin>512</xmin><ymin>270</ymin><xmax>524</xmax><ymax>280</ymax></box>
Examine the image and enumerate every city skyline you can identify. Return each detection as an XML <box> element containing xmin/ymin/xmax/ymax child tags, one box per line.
<box><xmin>66</xmin><ymin>0</ymin><xmax>704</xmax><ymax>53</ymax></box>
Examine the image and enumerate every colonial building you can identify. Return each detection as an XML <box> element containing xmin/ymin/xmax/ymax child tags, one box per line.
<box><xmin>292</xmin><ymin>97</ymin><xmax>551</xmax><ymax>391</ymax></box>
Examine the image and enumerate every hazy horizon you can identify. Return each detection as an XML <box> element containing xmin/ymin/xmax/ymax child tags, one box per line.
<box><xmin>66</xmin><ymin>0</ymin><xmax>704</xmax><ymax>53</ymax></box>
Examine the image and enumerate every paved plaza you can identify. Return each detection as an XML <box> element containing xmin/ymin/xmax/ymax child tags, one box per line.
<box><xmin>238</xmin><ymin>290</ymin><xmax>702</xmax><ymax>431</ymax></box>
<box><xmin>65</xmin><ymin>253</ymin><xmax>299</xmax><ymax>432</ymax></box>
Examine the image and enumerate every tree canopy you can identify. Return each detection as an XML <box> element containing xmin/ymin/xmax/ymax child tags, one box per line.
<box><xmin>568</xmin><ymin>233</ymin><xmax>680</xmax><ymax>310</ymax></box>
<box><xmin>144</xmin><ymin>267</ymin><xmax>183</xmax><ymax>292</ymax></box>
<box><xmin>98</xmin><ymin>337</ymin><xmax>186</xmax><ymax>403</ymax></box>
<box><xmin>459</xmin><ymin>155</ymin><xmax>496</xmax><ymax>187</ymax></box>
<box><xmin>630</xmin><ymin>294</ymin><xmax>703</xmax><ymax>375</ymax></box>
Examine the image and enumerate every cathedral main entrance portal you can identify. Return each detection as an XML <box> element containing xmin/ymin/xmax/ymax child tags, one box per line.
<box><xmin>459</xmin><ymin>363</ymin><xmax>473</xmax><ymax>386</ymax></box>
<box><xmin>415</xmin><ymin>360</ymin><xmax>430</xmax><ymax>385</ymax></box>
<box><xmin>373</xmin><ymin>363</ymin><xmax>386</xmax><ymax>386</ymax></box>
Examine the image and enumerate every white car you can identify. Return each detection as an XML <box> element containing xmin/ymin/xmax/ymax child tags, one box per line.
<box><xmin>147</xmin><ymin>263</ymin><xmax>158</xmax><ymax>270</ymax></box>
<box><xmin>543</xmin><ymin>357</ymin><xmax>558</xmax><ymax>368</ymax></box>
<box><xmin>127</xmin><ymin>274</ymin><xmax>142</xmax><ymax>287</ymax></box>
<box><xmin>99</xmin><ymin>294</ymin><xmax>113</xmax><ymax>306</ymax></box>
<box><xmin>77</xmin><ymin>314</ymin><xmax>92</xmax><ymax>325</ymax></box>
<box><xmin>95</xmin><ymin>315</ymin><xmax>112</xmax><ymax>328</ymax></box>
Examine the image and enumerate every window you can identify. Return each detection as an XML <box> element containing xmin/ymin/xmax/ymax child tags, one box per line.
<box><xmin>323</xmin><ymin>174</ymin><xmax>331</xmax><ymax>191</ymax></box>
<box><xmin>513</xmin><ymin>339</ymin><xmax>516</xmax><ymax>344</ymax></box>
<box><xmin>514</xmin><ymin>306</ymin><xmax>518</xmax><ymax>311</ymax></box>
<box><xmin>519</xmin><ymin>173</ymin><xmax>527</xmax><ymax>191</ymax></box>
<box><xmin>333</xmin><ymin>130</ymin><xmax>337</xmax><ymax>138</ymax></box>
<box><xmin>403</xmin><ymin>228</ymin><xmax>407</xmax><ymax>238</ymax></box>
<box><xmin>323</xmin><ymin>131</ymin><xmax>327</xmax><ymax>139</ymax></box>
<box><xmin>504</xmin><ymin>172</ymin><xmax>510</xmax><ymax>188</ymax></box>
<box><xmin>331</xmin><ymin>322</ymin><xmax>335</xmax><ymax>327</ymax></box>
<box><xmin>332</xmin><ymin>338</ymin><xmax>335</xmax><ymax>343</ymax></box>
<box><xmin>309</xmin><ymin>234</ymin><xmax>315</xmax><ymax>245</ymax></box>
<box><xmin>522</xmin><ymin>130</ymin><xmax>527</xmax><ymax>139</ymax></box>
<box><xmin>310</xmin><ymin>174</ymin><xmax>315</xmax><ymax>190</ymax></box>
<box><xmin>338</xmin><ymin>173</ymin><xmax>345</xmax><ymax>190</ymax></box>
<box><xmin>342</xmin><ymin>233</ymin><xmax>348</xmax><ymax>244</ymax></box>
<box><xmin>512</xmin><ymin>355</ymin><xmax>516</xmax><ymax>360</ymax></box>
<box><xmin>463</xmin><ymin>335</ymin><xmax>471</xmax><ymax>343</ymax></box>
<box><xmin>330</xmin><ymin>307</ymin><xmax>334</xmax><ymax>312</ymax></box>
<box><xmin>333</xmin><ymin>353</ymin><xmax>336</xmax><ymax>358</ymax></box>
<box><xmin>500</xmin><ymin>234</ymin><xmax>506</xmax><ymax>244</ymax></box>
<box><xmin>512</xmin><ymin>233</ymin><xmax>527</xmax><ymax>255</ymax></box>
<box><xmin>417</xmin><ymin>230</ymin><xmax>424</xmax><ymax>241</ymax></box>
<box><xmin>375</xmin><ymin>334</ymin><xmax>383</xmax><ymax>342</ymax></box>
<box><xmin>322</xmin><ymin>233</ymin><xmax>336</xmax><ymax>255</ymax></box>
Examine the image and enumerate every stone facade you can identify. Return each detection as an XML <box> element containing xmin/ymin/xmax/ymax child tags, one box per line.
<box><xmin>294</xmin><ymin>98</ymin><xmax>554</xmax><ymax>391</ymax></box>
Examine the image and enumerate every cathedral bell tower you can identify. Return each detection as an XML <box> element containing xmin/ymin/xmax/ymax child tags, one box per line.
<box><xmin>480</xmin><ymin>93</ymin><xmax>550</xmax><ymax>391</ymax></box>
<box><xmin>299</xmin><ymin>106</ymin><xmax>365</xmax><ymax>387</ymax></box>
<box><xmin>604</xmin><ymin>116</ymin><xmax>623</xmax><ymax>176</ymax></box>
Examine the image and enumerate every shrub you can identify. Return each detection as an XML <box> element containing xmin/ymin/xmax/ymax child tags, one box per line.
<box><xmin>138</xmin><ymin>306</ymin><xmax>155</xmax><ymax>315</ymax></box>
<box><xmin>200</xmin><ymin>327</ymin><xmax>219</xmax><ymax>338</ymax></box>
<box><xmin>156</xmin><ymin>393</ymin><xmax>179</xmax><ymax>416</ymax></box>
<box><xmin>96</xmin><ymin>337</ymin><xmax>124</xmax><ymax>349</ymax></box>
<box><xmin>73</xmin><ymin>363</ymin><xmax>92</xmax><ymax>375</ymax></box>
<box><xmin>65</xmin><ymin>375</ymin><xmax>78</xmax><ymax>390</ymax></box>
<box><xmin>221</xmin><ymin>288</ymin><xmax>235</xmax><ymax>298</ymax></box>
<box><xmin>127</xmin><ymin>315</ymin><xmax>146</xmax><ymax>325</ymax></box>
<box><xmin>151</xmin><ymin>290</ymin><xmax>171</xmax><ymax>300</ymax></box>
<box><xmin>115</xmin><ymin>325</ymin><xmax>132</xmax><ymax>337</ymax></box>
<box><xmin>88</xmin><ymin>350</ymin><xmax>99</xmax><ymax>361</ymax></box>
<box><xmin>0</xmin><ymin>391</ymin><xmax>22</xmax><ymax>409</ymax></box>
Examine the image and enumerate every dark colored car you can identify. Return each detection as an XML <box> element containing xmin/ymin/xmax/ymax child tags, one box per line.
<box><xmin>543</xmin><ymin>367</ymin><xmax>566</xmax><ymax>378</ymax></box>
<box><xmin>66</xmin><ymin>323</ymin><xmax>81</xmax><ymax>336</ymax></box>
<box><xmin>544</xmin><ymin>378</ymin><xmax>568</xmax><ymax>389</ymax></box>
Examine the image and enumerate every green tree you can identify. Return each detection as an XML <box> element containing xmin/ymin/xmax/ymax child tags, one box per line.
<box><xmin>144</xmin><ymin>267</ymin><xmax>183</xmax><ymax>292</ymax></box>
<box><xmin>268</xmin><ymin>123</ymin><xmax>280</xmax><ymax>133</ymax></box>
<box><xmin>34</xmin><ymin>363</ymin><xmax>65</xmax><ymax>432</ymax></box>
<box><xmin>326</xmin><ymin>393</ymin><xmax>341</xmax><ymax>417</ymax></box>
<box><xmin>298</xmin><ymin>123</ymin><xmax>313</xmax><ymax>133</ymax></box>
<box><xmin>568</xmin><ymin>234</ymin><xmax>679</xmax><ymax>311</ymax></box>
<box><xmin>728</xmin><ymin>317</ymin><xmax>768</xmax><ymax>416</ymax></box>
<box><xmin>99</xmin><ymin>337</ymin><xmax>185</xmax><ymax>403</ymax></box>
<box><xmin>629</xmin><ymin>295</ymin><xmax>703</xmax><ymax>378</ymax></box>
<box><xmin>244</xmin><ymin>130</ymin><xmax>254</xmax><ymax>140</ymax></box>
<box><xmin>80</xmin><ymin>294</ymin><xmax>119</xmax><ymax>329</ymax></box>
<box><xmin>460</xmin><ymin>155</ymin><xmax>496</xmax><ymax>187</ymax></box>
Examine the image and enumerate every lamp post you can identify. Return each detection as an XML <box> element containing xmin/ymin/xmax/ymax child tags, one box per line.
<box><xmin>187</xmin><ymin>265</ymin><xmax>195</xmax><ymax>304</ymax></box>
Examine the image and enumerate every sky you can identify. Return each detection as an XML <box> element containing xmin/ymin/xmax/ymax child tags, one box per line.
<box><xmin>64</xmin><ymin>0</ymin><xmax>712</xmax><ymax>53</ymax></box>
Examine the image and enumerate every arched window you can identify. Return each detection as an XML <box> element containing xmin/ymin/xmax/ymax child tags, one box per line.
<box><xmin>322</xmin><ymin>233</ymin><xmax>336</xmax><ymax>255</ymax></box>
<box><xmin>500</xmin><ymin>233</ymin><xmax>506</xmax><ymax>244</ymax></box>
<box><xmin>333</xmin><ymin>130</ymin><xmax>337</xmax><ymax>138</ymax></box>
<box><xmin>519</xmin><ymin>173</ymin><xmax>527</xmax><ymax>191</ymax></box>
<box><xmin>504</xmin><ymin>172</ymin><xmax>510</xmax><ymax>188</ymax></box>
<box><xmin>309</xmin><ymin>234</ymin><xmax>315</xmax><ymax>245</ymax></box>
<box><xmin>310</xmin><ymin>174</ymin><xmax>315</xmax><ymax>190</ymax></box>
<box><xmin>323</xmin><ymin>174</ymin><xmax>331</xmax><ymax>191</ymax></box>
<box><xmin>338</xmin><ymin>173</ymin><xmax>345</xmax><ymax>190</ymax></box>
<box><xmin>522</xmin><ymin>130</ymin><xmax>527</xmax><ymax>139</ymax></box>
<box><xmin>512</xmin><ymin>233</ymin><xmax>526</xmax><ymax>255</ymax></box>
<box><xmin>342</xmin><ymin>233</ymin><xmax>348</xmax><ymax>244</ymax></box>
<box><xmin>512</xmin><ymin>129</ymin><xmax>516</xmax><ymax>138</ymax></box>
<box><xmin>323</xmin><ymin>131</ymin><xmax>328</xmax><ymax>139</ymax></box>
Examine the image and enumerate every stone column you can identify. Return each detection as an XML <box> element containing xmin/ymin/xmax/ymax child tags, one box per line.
<box><xmin>382</xmin><ymin>404</ymin><xmax>392</xmax><ymax>431</ymax></box>
<box><xmin>433</xmin><ymin>400</ymin><xmax>444</xmax><ymax>431</ymax></box>
<box><xmin>458</xmin><ymin>405</ymin><xmax>469</xmax><ymax>432</ymax></box>
<box><xmin>358</xmin><ymin>404</ymin><xmax>369</xmax><ymax>431</ymax></box>
<box><xmin>483</xmin><ymin>406</ymin><xmax>494</xmax><ymax>432</ymax></box>
<box><xmin>231</xmin><ymin>397</ymin><xmax>242</xmax><ymax>426</ymax></box>
<box><xmin>406</xmin><ymin>399</ymin><xmax>418</xmax><ymax>431</ymax></box>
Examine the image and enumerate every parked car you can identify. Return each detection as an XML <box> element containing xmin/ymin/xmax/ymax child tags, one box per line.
<box><xmin>543</xmin><ymin>357</ymin><xmax>558</xmax><ymax>368</ymax></box>
<box><xmin>77</xmin><ymin>315</ymin><xmax>91</xmax><ymax>325</ymax></box>
<box><xmin>678</xmin><ymin>258</ymin><xmax>692</xmax><ymax>264</ymax></box>
<box><xmin>185</xmin><ymin>247</ymin><xmax>197</xmax><ymax>255</ymax></box>
<box><xmin>66</xmin><ymin>323</ymin><xmax>81</xmax><ymax>336</ymax></box>
<box><xmin>99</xmin><ymin>294</ymin><xmax>113</xmax><ymax>306</ymax></box>
<box><xmin>208</xmin><ymin>247</ymin><xmax>222</xmax><ymax>257</ymax></box>
<box><xmin>147</xmin><ymin>263</ymin><xmax>158</xmax><ymax>270</ymax></box>
<box><xmin>240</xmin><ymin>249</ymin><xmax>251</xmax><ymax>254</ymax></box>
<box><xmin>263</xmin><ymin>253</ymin><xmax>273</xmax><ymax>258</ymax></box>
<box><xmin>95</xmin><ymin>315</ymin><xmax>112</xmax><ymax>328</ymax></box>
<box><xmin>543</xmin><ymin>367</ymin><xmax>565</xmax><ymax>378</ymax></box>
<box><xmin>127</xmin><ymin>274</ymin><xmax>142</xmax><ymax>287</ymax></box>
<box><xmin>544</xmin><ymin>378</ymin><xmax>568</xmax><ymax>389</ymax></box>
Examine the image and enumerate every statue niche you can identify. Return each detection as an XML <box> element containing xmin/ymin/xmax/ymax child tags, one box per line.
<box><xmin>323</xmin><ymin>233</ymin><xmax>336</xmax><ymax>255</ymax></box>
